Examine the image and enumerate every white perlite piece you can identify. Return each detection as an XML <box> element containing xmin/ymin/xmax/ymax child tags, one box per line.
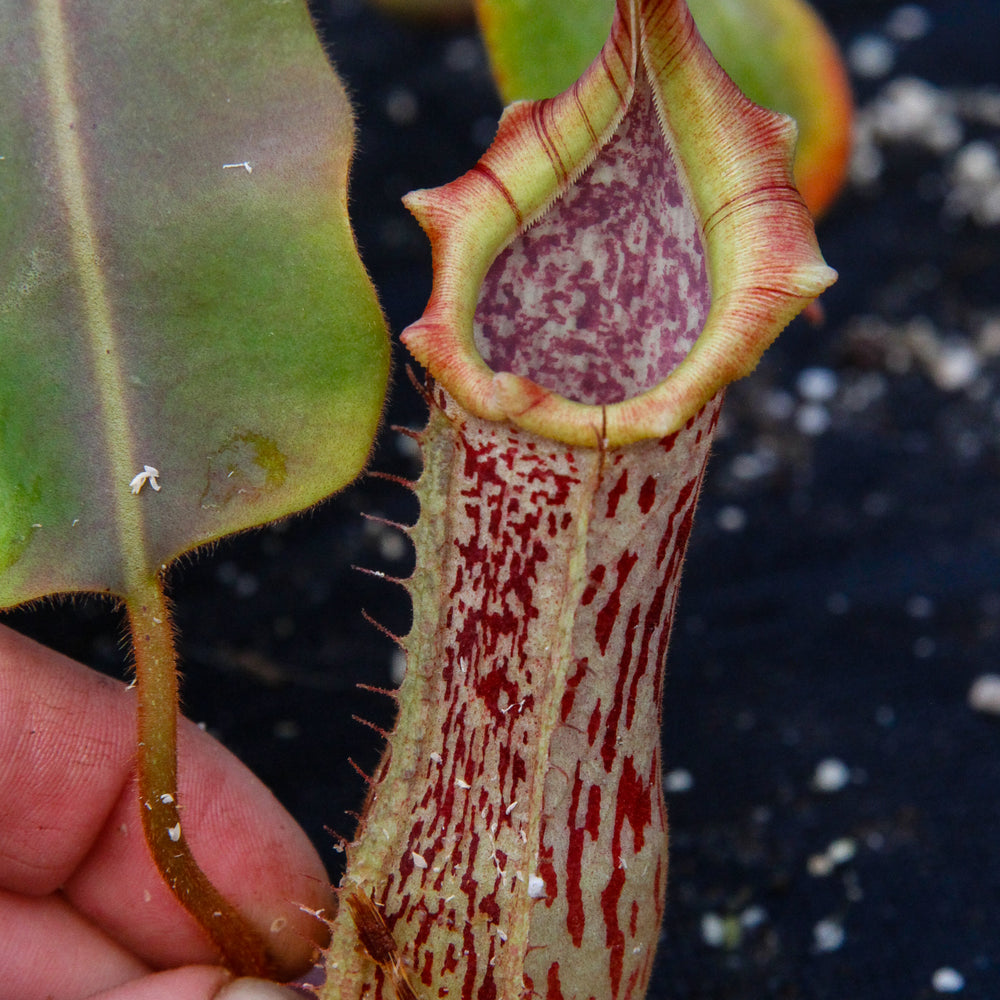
<box><xmin>932</xmin><ymin>967</ymin><xmax>965</xmax><ymax>993</ymax></box>
<box><xmin>527</xmin><ymin>875</ymin><xmax>546</xmax><ymax>899</ymax></box>
<box><xmin>700</xmin><ymin>913</ymin><xmax>726</xmax><ymax>948</ymax></box>
<box><xmin>808</xmin><ymin>837</ymin><xmax>858</xmax><ymax>877</ymax></box>
<box><xmin>813</xmin><ymin>918</ymin><xmax>845</xmax><ymax>952</ymax></box>
<box><xmin>812</xmin><ymin>757</ymin><xmax>851</xmax><ymax>793</ymax></box>
<box><xmin>968</xmin><ymin>673</ymin><xmax>1000</xmax><ymax>715</ymax></box>
<box><xmin>664</xmin><ymin>768</ymin><xmax>694</xmax><ymax>793</ymax></box>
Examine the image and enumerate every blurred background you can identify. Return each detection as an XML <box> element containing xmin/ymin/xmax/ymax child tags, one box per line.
<box><xmin>6</xmin><ymin>1</ymin><xmax>1000</xmax><ymax>997</ymax></box>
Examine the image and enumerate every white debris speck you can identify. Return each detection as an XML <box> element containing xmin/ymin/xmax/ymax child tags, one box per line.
<box><xmin>167</xmin><ymin>823</ymin><xmax>181</xmax><ymax>842</ymax></box>
<box><xmin>813</xmin><ymin>918</ymin><xmax>845</xmax><ymax>952</ymax></box>
<box><xmin>929</xmin><ymin>340</ymin><xmax>981</xmax><ymax>391</ymax></box>
<box><xmin>795</xmin><ymin>403</ymin><xmax>831</xmax><ymax>436</ymax></box>
<box><xmin>496</xmin><ymin>927</ymin><xmax>508</xmax><ymax>943</ymax></box>
<box><xmin>885</xmin><ymin>4</ymin><xmax>931</xmax><ymax>42</ymax></box>
<box><xmin>829</xmin><ymin>837</ymin><xmax>858</xmax><ymax>865</ymax></box>
<box><xmin>384</xmin><ymin>87</ymin><xmax>419</xmax><ymax>125</ymax></box>
<box><xmin>222</xmin><ymin>161</ymin><xmax>252</xmax><ymax>173</ymax></box>
<box><xmin>270</xmin><ymin>916</ymin><xmax>287</xmax><ymax>934</ymax></box>
<box><xmin>730</xmin><ymin>449</ymin><xmax>778</xmax><ymax>482</ymax></box>
<box><xmin>527</xmin><ymin>875</ymin><xmax>546</xmax><ymax>899</ymax></box>
<box><xmin>664</xmin><ymin>768</ymin><xmax>694</xmax><ymax>793</ymax></box>
<box><xmin>455</xmin><ymin>778</ymin><xmax>471</xmax><ymax>790</ymax></box>
<box><xmin>129</xmin><ymin>465</ymin><xmax>161</xmax><ymax>494</ymax></box>
<box><xmin>968</xmin><ymin>673</ymin><xmax>1000</xmax><ymax>715</ymax></box>
<box><xmin>378</xmin><ymin>529</ymin><xmax>408</xmax><ymax>562</ymax></box>
<box><xmin>844</xmin><ymin>372</ymin><xmax>888</xmax><ymax>413</ymax></box>
<box><xmin>796</xmin><ymin>366</ymin><xmax>839</xmax><ymax>403</ymax></box>
<box><xmin>762</xmin><ymin>387</ymin><xmax>796</xmax><ymax>421</ymax></box>
<box><xmin>871</xmin><ymin>77</ymin><xmax>962</xmax><ymax>153</ymax></box>
<box><xmin>429</xmin><ymin>751</ymin><xmax>444</xmax><ymax>765</ymax></box>
<box><xmin>954</xmin><ymin>140</ymin><xmax>1000</xmax><ymax>184</ymax></box>
<box><xmin>143</xmin><ymin>889</ymin><xmax>152</xmax><ymax>902</ymax></box>
<box><xmin>505</xmin><ymin>800</ymin><xmax>518</xmax><ymax>815</ymax></box>
<box><xmin>812</xmin><ymin>757</ymin><xmax>851</xmax><ymax>793</ymax></box>
<box><xmin>906</xmin><ymin>594</ymin><xmax>936</xmax><ymax>619</ymax></box>
<box><xmin>443</xmin><ymin>37</ymin><xmax>482</xmax><ymax>73</ymax></box>
<box><xmin>932</xmin><ymin>967</ymin><xmax>965</xmax><ymax>993</ymax></box>
<box><xmin>716</xmin><ymin>505</ymin><xmax>747</xmax><ymax>533</ymax></box>
<box><xmin>947</xmin><ymin>140</ymin><xmax>1000</xmax><ymax>227</ymax></box>
<box><xmin>391</xmin><ymin>648</ymin><xmax>407</xmax><ymax>685</ymax></box>
<box><xmin>807</xmin><ymin>852</ymin><xmax>835</xmax><ymax>877</ymax></box>
<box><xmin>850</xmin><ymin>132</ymin><xmax>885</xmax><ymax>185</ymax></box>
<box><xmin>411</xmin><ymin>851</ymin><xmax>428</xmax><ymax>870</ymax></box>
<box><xmin>809</xmin><ymin>835</ymin><xmax>858</xmax><ymax>876</ymax></box>
<box><xmin>159</xmin><ymin>793</ymin><xmax>174</xmax><ymax>804</ymax></box>
<box><xmin>848</xmin><ymin>34</ymin><xmax>895</xmax><ymax>79</ymax></box>
<box><xmin>700</xmin><ymin>913</ymin><xmax>726</xmax><ymax>948</ymax></box>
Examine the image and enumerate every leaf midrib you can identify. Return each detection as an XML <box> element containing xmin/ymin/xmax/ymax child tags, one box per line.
<box><xmin>35</xmin><ymin>0</ymin><xmax>148</xmax><ymax>591</ymax></box>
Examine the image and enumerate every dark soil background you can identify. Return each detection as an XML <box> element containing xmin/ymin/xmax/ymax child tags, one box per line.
<box><xmin>6</xmin><ymin>1</ymin><xmax>1000</xmax><ymax>997</ymax></box>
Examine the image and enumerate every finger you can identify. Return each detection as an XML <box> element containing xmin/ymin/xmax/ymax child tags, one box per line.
<box><xmin>0</xmin><ymin>888</ymin><xmax>148</xmax><ymax>1000</ymax></box>
<box><xmin>0</xmin><ymin>626</ymin><xmax>136</xmax><ymax>895</ymax></box>
<box><xmin>88</xmin><ymin>967</ymin><xmax>232</xmax><ymax>1000</ymax></box>
<box><xmin>88</xmin><ymin>971</ymin><xmax>307</xmax><ymax>1000</ymax></box>
<box><xmin>0</xmin><ymin>625</ymin><xmax>335</xmax><ymax>977</ymax></box>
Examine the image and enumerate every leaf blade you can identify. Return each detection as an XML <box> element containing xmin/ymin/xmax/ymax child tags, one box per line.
<box><xmin>0</xmin><ymin>0</ymin><xmax>389</xmax><ymax>604</ymax></box>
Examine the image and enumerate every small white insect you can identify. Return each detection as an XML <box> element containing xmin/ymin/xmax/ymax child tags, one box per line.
<box><xmin>129</xmin><ymin>465</ymin><xmax>161</xmax><ymax>494</ymax></box>
<box><xmin>167</xmin><ymin>823</ymin><xmax>181</xmax><ymax>842</ymax></box>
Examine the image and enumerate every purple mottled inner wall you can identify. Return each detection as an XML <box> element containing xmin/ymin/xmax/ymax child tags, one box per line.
<box><xmin>475</xmin><ymin>79</ymin><xmax>710</xmax><ymax>406</ymax></box>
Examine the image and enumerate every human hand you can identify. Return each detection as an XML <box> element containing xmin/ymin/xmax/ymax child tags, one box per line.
<box><xmin>0</xmin><ymin>625</ymin><xmax>335</xmax><ymax>1000</ymax></box>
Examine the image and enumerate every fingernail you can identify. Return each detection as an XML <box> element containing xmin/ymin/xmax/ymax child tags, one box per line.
<box><xmin>214</xmin><ymin>978</ymin><xmax>306</xmax><ymax>1000</ymax></box>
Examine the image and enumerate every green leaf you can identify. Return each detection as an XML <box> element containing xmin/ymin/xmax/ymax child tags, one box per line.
<box><xmin>0</xmin><ymin>0</ymin><xmax>390</xmax><ymax>605</ymax></box>
<box><xmin>475</xmin><ymin>0</ymin><xmax>853</xmax><ymax>216</ymax></box>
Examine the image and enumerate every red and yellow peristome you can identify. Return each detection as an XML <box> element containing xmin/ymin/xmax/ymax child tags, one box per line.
<box><xmin>321</xmin><ymin>1</ymin><xmax>834</xmax><ymax>998</ymax></box>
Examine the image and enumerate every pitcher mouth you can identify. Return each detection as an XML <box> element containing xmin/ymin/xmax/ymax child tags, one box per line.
<box><xmin>473</xmin><ymin>76</ymin><xmax>710</xmax><ymax>410</ymax></box>
<box><xmin>401</xmin><ymin>0</ymin><xmax>836</xmax><ymax>447</ymax></box>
